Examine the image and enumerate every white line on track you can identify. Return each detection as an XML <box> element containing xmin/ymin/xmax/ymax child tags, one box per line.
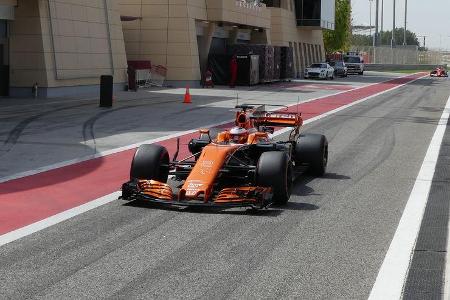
<box><xmin>0</xmin><ymin>74</ymin><xmax>427</xmax><ymax>247</ymax></box>
<box><xmin>369</xmin><ymin>94</ymin><xmax>450</xmax><ymax>299</ymax></box>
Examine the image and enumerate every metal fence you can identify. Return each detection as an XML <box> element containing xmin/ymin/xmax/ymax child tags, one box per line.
<box><xmin>350</xmin><ymin>46</ymin><xmax>443</xmax><ymax>65</ymax></box>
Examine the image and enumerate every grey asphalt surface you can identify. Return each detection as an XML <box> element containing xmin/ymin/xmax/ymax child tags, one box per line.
<box><xmin>1</xmin><ymin>73</ymin><xmax>449</xmax><ymax>299</ymax></box>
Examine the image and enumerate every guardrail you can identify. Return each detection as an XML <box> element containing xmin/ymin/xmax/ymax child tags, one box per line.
<box><xmin>365</xmin><ymin>64</ymin><xmax>447</xmax><ymax>71</ymax></box>
<box><xmin>350</xmin><ymin>46</ymin><xmax>443</xmax><ymax>65</ymax></box>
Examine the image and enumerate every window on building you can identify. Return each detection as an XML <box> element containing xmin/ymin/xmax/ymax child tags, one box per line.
<box><xmin>295</xmin><ymin>0</ymin><xmax>320</xmax><ymax>26</ymax></box>
<box><xmin>292</xmin><ymin>42</ymin><xmax>298</xmax><ymax>77</ymax></box>
<box><xmin>312</xmin><ymin>44</ymin><xmax>317</xmax><ymax>63</ymax></box>
<box><xmin>0</xmin><ymin>20</ymin><xmax>7</xmax><ymax>39</ymax></box>
<box><xmin>299</xmin><ymin>42</ymin><xmax>304</xmax><ymax>73</ymax></box>
<box><xmin>314</xmin><ymin>44</ymin><xmax>319</xmax><ymax>62</ymax></box>
<box><xmin>305</xmin><ymin>44</ymin><xmax>309</xmax><ymax>65</ymax></box>
<box><xmin>318</xmin><ymin>45</ymin><xmax>323</xmax><ymax>61</ymax></box>
<box><xmin>308</xmin><ymin>44</ymin><xmax>313</xmax><ymax>64</ymax></box>
<box><xmin>295</xmin><ymin>42</ymin><xmax>301</xmax><ymax>77</ymax></box>
<box><xmin>294</xmin><ymin>0</ymin><xmax>335</xmax><ymax>29</ymax></box>
<box><xmin>302</xmin><ymin>43</ymin><xmax>307</xmax><ymax>66</ymax></box>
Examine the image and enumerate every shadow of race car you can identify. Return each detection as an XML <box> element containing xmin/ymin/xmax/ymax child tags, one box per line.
<box><xmin>121</xmin><ymin>104</ymin><xmax>328</xmax><ymax>209</ymax></box>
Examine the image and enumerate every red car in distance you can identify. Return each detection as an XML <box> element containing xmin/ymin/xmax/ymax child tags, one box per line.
<box><xmin>430</xmin><ymin>66</ymin><xmax>448</xmax><ymax>77</ymax></box>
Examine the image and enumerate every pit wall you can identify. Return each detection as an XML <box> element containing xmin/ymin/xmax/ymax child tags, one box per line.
<box><xmin>364</xmin><ymin>64</ymin><xmax>447</xmax><ymax>72</ymax></box>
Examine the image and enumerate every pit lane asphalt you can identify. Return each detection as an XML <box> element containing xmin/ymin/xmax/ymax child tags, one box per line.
<box><xmin>1</xmin><ymin>75</ymin><xmax>449</xmax><ymax>299</ymax></box>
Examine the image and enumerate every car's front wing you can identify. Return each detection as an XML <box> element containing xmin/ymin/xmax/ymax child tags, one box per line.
<box><xmin>121</xmin><ymin>180</ymin><xmax>273</xmax><ymax>209</ymax></box>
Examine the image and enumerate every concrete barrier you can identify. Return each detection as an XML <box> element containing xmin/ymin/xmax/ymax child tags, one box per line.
<box><xmin>365</xmin><ymin>64</ymin><xmax>447</xmax><ymax>71</ymax></box>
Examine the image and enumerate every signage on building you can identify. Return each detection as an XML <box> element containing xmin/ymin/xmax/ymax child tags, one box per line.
<box><xmin>235</xmin><ymin>0</ymin><xmax>263</xmax><ymax>11</ymax></box>
<box><xmin>236</xmin><ymin>30</ymin><xmax>251</xmax><ymax>41</ymax></box>
<box><xmin>213</xmin><ymin>26</ymin><xmax>229</xmax><ymax>39</ymax></box>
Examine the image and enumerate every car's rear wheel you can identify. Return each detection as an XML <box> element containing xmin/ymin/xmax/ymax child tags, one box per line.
<box><xmin>257</xmin><ymin>151</ymin><xmax>292</xmax><ymax>205</ymax></box>
<box><xmin>295</xmin><ymin>134</ymin><xmax>328</xmax><ymax>176</ymax></box>
<box><xmin>130</xmin><ymin>144</ymin><xmax>170</xmax><ymax>182</ymax></box>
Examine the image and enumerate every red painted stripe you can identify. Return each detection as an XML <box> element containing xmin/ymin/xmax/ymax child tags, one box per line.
<box><xmin>0</xmin><ymin>74</ymin><xmax>424</xmax><ymax>235</ymax></box>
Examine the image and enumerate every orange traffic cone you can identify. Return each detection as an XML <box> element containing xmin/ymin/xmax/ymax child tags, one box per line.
<box><xmin>183</xmin><ymin>86</ymin><xmax>192</xmax><ymax>104</ymax></box>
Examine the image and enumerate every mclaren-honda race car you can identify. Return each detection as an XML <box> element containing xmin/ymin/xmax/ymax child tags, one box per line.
<box><xmin>121</xmin><ymin>104</ymin><xmax>328</xmax><ymax>209</ymax></box>
<box><xmin>430</xmin><ymin>66</ymin><xmax>448</xmax><ymax>77</ymax></box>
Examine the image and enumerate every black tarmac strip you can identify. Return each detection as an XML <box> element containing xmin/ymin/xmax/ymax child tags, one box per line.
<box><xmin>403</xmin><ymin>116</ymin><xmax>450</xmax><ymax>299</ymax></box>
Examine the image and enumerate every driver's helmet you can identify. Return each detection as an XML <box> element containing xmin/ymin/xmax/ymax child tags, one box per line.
<box><xmin>229</xmin><ymin>126</ymin><xmax>249</xmax><ymax>144</ymax></box>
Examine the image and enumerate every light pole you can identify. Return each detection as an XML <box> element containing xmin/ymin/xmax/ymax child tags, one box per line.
<box><xmin>403</xmin><ymin>0</ymin><xmax>407</xmax><ymax>45</ymax></box>
<box><xmin>391</xmin><ymin>0</ymin><xmax>396</xmax><ymax>48</ymax></box>
<box><xmin>381</xmin><ymin>0</ymin><xmax>384</xmax><ymax>33</ymax></box>
<box><xmin>373</xmin><ymin>0</ymin><xmax>379</xmax><ymax>63</ymax></box>
<box><xmin>369</xmin><ymin>0</ymin><xmax>373</xmax><ymax>38</ymax></box>
<box><xmin>374</xmin><ymin>0</ymin><xmax>379</xmax><ymax>47</ymax></box>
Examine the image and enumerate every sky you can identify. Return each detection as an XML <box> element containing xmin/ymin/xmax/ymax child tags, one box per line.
<box><xmin>351</xmin><ymin>0</ymin><xmax>450</xmax><ymax>50</ymax></box>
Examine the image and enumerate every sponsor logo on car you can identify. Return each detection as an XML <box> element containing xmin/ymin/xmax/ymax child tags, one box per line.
<box><xmin>187</xmin><ymin>181</ymin><xmax>203</xmax><ymax>189</ymax></box>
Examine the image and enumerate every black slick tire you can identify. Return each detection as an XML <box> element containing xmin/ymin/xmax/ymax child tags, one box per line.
<box><xmin>257</xmin><ymin>151</ymin><xmax>292</xmax><ymax>205</ymax></box>
<box><xmin>295</xmin><ymin>134</ymin><xmax>328</xmax><ymax>176</ymax></box>
<box><xmin>130</xmin><ymin>144</ymin><xmax>170</xmax><ymax>182</ymax></box>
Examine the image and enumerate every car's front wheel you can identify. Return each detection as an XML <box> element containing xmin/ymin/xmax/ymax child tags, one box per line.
<box><xmin>257</xmin><ymin>151</ymin><xmax>292</xmax><ymax>205</ymax></box>
<box><xmin>130</xmin><ymin>144</ymin><xmax>170</xmax><ymax>182</ymax></box>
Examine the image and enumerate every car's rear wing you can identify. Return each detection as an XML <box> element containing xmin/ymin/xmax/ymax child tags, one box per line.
<box><xmin>251</xmin><ymin>111</ymin><xmax>303</xmax><ymax>128</ymax></box>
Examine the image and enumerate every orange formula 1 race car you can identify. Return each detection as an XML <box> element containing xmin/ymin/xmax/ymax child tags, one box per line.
<box><xmin>430</xmin><ymin>66</ymin><xmax>448</xmax><ymax>77</ymax></box>
<box><xmin>121</xmin><ymin>104</ymin><xmax>328</xmax><ymax>209</ymax></box>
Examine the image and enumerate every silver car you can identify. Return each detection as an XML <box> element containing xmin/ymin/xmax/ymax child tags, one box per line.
<box><xmin>304</xmin><ymin>63</ymin><xmax>335</xmax><ymax>80</ymax></box>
